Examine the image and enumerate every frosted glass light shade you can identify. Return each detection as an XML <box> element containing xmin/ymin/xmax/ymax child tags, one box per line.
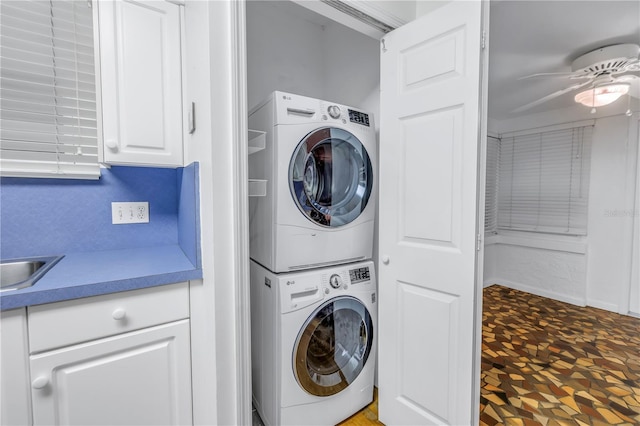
<box><xmin>574</xmin><ymin>84</ymin><xmax>630</xmax><ymax>107</ymax></box>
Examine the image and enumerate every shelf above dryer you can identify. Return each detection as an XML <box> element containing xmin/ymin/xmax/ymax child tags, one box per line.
<box><xmin>248</xmin><ymin>179</ymin><xmax>267</xmax><ymax>197</ymax></box>
<box><xmin>248</xmin><ymin>130</ymin><xmax>266</xmax><ymax>154</ymax></box>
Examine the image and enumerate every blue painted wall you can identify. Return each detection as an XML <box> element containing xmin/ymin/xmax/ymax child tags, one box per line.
<box><xmin>178</xmin><ymin>163</ymin><xmax>201</xmax><ymax>268</ymax></box>
<box><xmin>1</xmin><ymin>165</ymin><xmax>198</xmax><ymax>260</ymax></box>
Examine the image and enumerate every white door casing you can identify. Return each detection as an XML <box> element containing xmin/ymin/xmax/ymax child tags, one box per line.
<box><xmin>378</xmin><ymin>1</ymin><xmax>486</xmax><ymax>424</ymax></box>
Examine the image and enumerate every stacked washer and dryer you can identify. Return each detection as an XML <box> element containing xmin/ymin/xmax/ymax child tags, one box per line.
<box><xmin>249</xmin><ymin>91</ymin><xmax>378</xmax><ymax>426</ymax></box>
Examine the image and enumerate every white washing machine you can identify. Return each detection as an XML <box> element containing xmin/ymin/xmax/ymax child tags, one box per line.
<box><xmin>248</xmin><ymin>91</ymin><xmax>377</xmax><ymax>273</ymax></box>
<box><xmin>250</xmin><ymin>259</ymin><xmax>377</xmax><ymax>426</ymax></box>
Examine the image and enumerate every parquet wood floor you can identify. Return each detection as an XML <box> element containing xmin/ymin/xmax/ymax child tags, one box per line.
<box><xmin>481</xmin><ymin>285</ymin><xmax>640</xmax><ymax>425</ymax></box>
<box><xmin>338</xmin><ymin>388</ymin><xmax>383</xmax><ymax>426</ymax></box>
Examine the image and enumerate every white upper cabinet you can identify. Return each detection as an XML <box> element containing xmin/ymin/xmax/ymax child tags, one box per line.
<box><xmin>97</xmin><ymin>0</ymin><xmax>184</xmax><ymax>167</ymax></box>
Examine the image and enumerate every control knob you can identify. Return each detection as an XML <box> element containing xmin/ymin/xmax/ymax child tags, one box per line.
<box><xmin>327</xmin><ymin>105</ymin><xmax>341</xmax><ymax>119</ymax></box>
<box><xmin>329</xmin><ymin>274</ymin><xmax>342</xmax><ymax>289</ymax></box>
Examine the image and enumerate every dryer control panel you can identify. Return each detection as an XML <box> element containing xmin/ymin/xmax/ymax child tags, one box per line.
<box><xmin>347</xmin><ymin>109</ymin><xmax>370</xmax><ymax>127</ymax></box>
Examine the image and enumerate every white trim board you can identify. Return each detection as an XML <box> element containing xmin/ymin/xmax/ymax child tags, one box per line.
<box><xmin>485</xmin><ymin>234</ymin><xmax>587</xmax><ymax>254</ymax></box>
<box><xmin>483</xmin><ymin>279</ymin><xmax>587</xmax><ymax>308</ymax></box>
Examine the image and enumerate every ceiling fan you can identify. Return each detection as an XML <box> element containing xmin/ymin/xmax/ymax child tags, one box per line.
<box><xmin>513</xmin><ymin>43</ymin><xmax>640</xmax><ymax>114</ymax></box>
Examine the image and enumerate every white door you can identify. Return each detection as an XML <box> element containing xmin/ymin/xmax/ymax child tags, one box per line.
<box><xmin>30</xmin><ymin>321</ymin><xmax>193</xmax><ymax>426</ymax></box>
<box><xmin>378</xmin><ymin>1</ymin><xmax>487</xmax><ymax>425</ymax></box>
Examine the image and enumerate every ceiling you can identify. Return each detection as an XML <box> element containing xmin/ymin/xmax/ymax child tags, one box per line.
<box><xmin>488</xmin><ymin>0</ymin><xmax>640</xmax><ymax>120</ymax></box>
<box><xmin>255</xmin><ymin>1</ymin><xmax>639</xmax><ymax>121</ymax></box>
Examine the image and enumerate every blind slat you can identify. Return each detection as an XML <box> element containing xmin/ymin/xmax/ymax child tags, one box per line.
<box><xmin>491</xmin><ymin>126</ymin><xmax>592</xmax><ymax>235</ymax></box>
<box><xmin>2</xmin><ymin>98</ymin><xmax>97</xmax><ymax>119</ymax></box>
<box><xmin>2</xmin><ymin>88</ymin><xmax>96</xmax><ymax>110</ymax></box>
<box><xmin>484</xmin><ymin>136</ymin><xmax>499</xmax><ymax>233</ymax></box>
<box><xmin>0</xmin><ymin>0</ymin><xmax>100</xmax><ymax>179</ymax></box>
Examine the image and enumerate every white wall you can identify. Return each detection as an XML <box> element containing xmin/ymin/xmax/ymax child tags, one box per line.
<box><xmin>183</xmin><ymin>3</ymin><xmax>218</xmax><ymax>424</ymax></box>
<box><xmin>484</xmin><ymin>234</ymin><xmax>587</xmax><ymax>306</ymax></box>
<box><xmin>415</xmin><ymin>0</ymin><xmax>451</xmax><ymax>17</ymax></box>
<box><xmin>246</xmin><ymin>1</ymin><xmax>380</xmax><ymax>111</ymax></box>
<box><xmin>586</xmin><ymin>115</ymin><xmax>638</xmax><ymax>312</ymax></box>
<box><xmin>629</xmin><ymin>118</ymin><xmax>640</xmax><ymax>315</ymax></box>
<box><xmin>485</xmin><ymin>103</ymin><xmax>639</xmax><ymax>314</ymax></box>
<box><xmin>185</xmin><ymin>1</ymin><xmax>252</xmax><ymax>424</ymax></box>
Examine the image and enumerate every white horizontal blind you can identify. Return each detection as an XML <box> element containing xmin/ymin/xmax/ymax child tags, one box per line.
<box><xmin>0</xmin><ymin>0</ymin><xmax>100</xmax><ymax>179</ymax></box>
<box><xmin>498</xmin><ymin>125</ymin><xmax>593</xmax><ymax>235</ymax></box>
<box><xmin>484</xmin><ymin>136</ymin><xmax>499</xmax><ymax>233</ymax></box>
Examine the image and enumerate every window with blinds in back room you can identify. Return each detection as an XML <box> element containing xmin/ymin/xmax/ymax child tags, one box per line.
<box><xmin>0</xmin><ymin>0</ymin><xmax>100</xmax><ymax>179</ymax></box>
<box><xmin>484</xmin><ymin>136</ymin><xmax>500</xmax><ymax>234</ymax></box>
<box><xmin>496</xmin><ymin>125</ymin><xmax>593</xmax><ymax>235</ymax></box>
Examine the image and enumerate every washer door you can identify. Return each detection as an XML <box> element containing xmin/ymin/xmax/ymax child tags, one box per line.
<box><xmin>290</xmin><ymin>127</ymin><xmax>373</xmax><ymax>227</ymax></box>
<box><xmin>293</xmin><ymin>296</ymin><xmax>374</xmax><ymax>397</ymax></box>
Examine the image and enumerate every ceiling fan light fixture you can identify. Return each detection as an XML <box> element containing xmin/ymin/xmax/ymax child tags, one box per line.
<box><xmin>574</xmin><ymin>83</ymin><xmax>630</xmax><ymax>107</ymax></box>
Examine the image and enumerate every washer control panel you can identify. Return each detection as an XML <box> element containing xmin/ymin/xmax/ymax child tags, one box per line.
<box><xmin>321</xmin><ymin>264</ymin><xmax>373</xmax><ymax>297</ymax></box>
<box><xmin>349</xmin><ymin>266</ymin><xmax>371</xmax><ymax>284</ymax></box>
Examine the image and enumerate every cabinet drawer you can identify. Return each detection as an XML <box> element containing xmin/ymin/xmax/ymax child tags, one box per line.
<box><xmin>28</xmin><ymin>283</ymin><xmax>189</xmax><ymax>353</ymax></box>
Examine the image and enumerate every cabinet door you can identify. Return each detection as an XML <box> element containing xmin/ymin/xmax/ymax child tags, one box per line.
<box><xmin>99</xmin><ymin>0</ymin><xmax>183</xmax><ymax>166</ymax></box>
<box><xmin>30</xmin><ymin>320</ymin><xmax>192</xmax><ymax>426</ymax></box>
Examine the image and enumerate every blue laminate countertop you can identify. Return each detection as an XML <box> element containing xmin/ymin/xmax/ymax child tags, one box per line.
<box><xmin>0</xmin><ymin>245</ymin><xmax>203</xmax><ymax>310</ymax></box>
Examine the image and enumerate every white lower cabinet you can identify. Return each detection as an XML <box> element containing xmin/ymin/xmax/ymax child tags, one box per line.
<box><xmin>24</xmin><ymin>283</ymin><xmax>193</xmax><ymax>426</ymax></box>
<box><xmin>30</xmin><ymin>320</ymin><xmax>192</xmax><ymax>426</ymax></box>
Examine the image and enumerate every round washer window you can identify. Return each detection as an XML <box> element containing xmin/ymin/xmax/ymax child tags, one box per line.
<box><xmin>293</xmin><ymin>296</ymin><xmax>373</xmax><ymax>397</ymax></box>
<box><xmin>290</xmin><ymin>127</ymin><xmax>373</xmax><ymax>228</ymax></box>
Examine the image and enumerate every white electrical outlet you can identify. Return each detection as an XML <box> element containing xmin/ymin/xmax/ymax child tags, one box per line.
<box><xmin>111</xmin><ymin>202</ymin><xmax>149</xmax><ymax>224</ymax></box>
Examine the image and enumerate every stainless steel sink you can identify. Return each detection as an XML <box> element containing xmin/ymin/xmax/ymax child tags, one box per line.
<box><xmin>0</xmin><ymin>255</ymin><xmax>64</xmax><ymax>292</ymax></box>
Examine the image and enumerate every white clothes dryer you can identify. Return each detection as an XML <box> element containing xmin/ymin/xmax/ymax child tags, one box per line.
<box><xmin>250</xmin><ymin>259</ymin><xmax>377</xmax><ymax>426</ymax></box>
<box><xmin>248</xmin><ymin>91</ymin><xmax>377</xmax><ymax>273</ymax></box>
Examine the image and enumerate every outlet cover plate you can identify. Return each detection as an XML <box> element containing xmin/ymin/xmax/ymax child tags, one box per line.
<box><xmin>112</xmin><ymin>202</ymin><xmax>149</xmax><ymax>224</ymax></box>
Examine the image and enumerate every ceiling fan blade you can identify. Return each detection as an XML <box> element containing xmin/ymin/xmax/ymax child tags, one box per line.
<box><xmin>615</xmin><ymin>74</ymin><xmax>639</xmax><ymax>82</ymax></box>
<box><xmin>518</xmin><ymin>71</ymin><xmax>585</xmax><ymax>80</ymax></box>
<box><xmin>512</xmin><ymin>79</ymin><xmax>594</xmax><ymax>113</ymax></box>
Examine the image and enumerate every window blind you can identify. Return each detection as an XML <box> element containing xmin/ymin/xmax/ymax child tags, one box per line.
<box><xmin>498</xmin><ymin>125</ymin><xmax>592</xmax><ymax>235</ymax></box>
<box><xmin>0</xmin><ymin>0</ymin><xmax>100</xmax><ymax>179</ymax></box>
<box><xmin>484</xmin><ymin>136</ymin><xmax>500</xmax><ymax>233</ymax></box>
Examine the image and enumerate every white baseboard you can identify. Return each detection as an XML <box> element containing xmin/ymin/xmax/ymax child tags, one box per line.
<box><xmin>483</xmin><ymin>278</ymin><xmax>586</xmax><ymax>307</ymax></box>
<box><xmin>585</xmin><ymin>299</ymin><xmax>619</xmax><ymax>313</ymax></box>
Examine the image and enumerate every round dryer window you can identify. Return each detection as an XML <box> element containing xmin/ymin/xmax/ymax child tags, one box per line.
<box><xmin>293</xmin><ymin>296</ymin><xmax>373</xmax><ymax>397</ymax></box>
<box><xmin>290</xmin><ymin>127</ymin><xmax>373</xmax><ymax>227</ymax></box>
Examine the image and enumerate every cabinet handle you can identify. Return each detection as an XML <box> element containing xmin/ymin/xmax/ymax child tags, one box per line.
<box><xmin>112</xmin><ymin>308</ymin><xmax>126</xmax><ymax>320</ymax></box>
<box><xmin>32</xmin><ymin>376</ymin><xmax>49</xmax><ymax>389</ymax></box>
<box><xmin>105</xmin><ymin>139</ymin><xmax>119</xmax><ymax>152</ymax></box>
<box><xmin>382</xmin><ymin>255</ymin><xmax>390</xmax><ymax>265</ymax></box>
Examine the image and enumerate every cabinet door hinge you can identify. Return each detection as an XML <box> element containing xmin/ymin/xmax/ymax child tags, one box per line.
<box><xmin>476</xmin><ymin>233</ymin><xmax>482</xmax><ymax>251</ymax></box>
<box><xmin>481</xmin><ymin>30</ymin><xmax>486</xmax><ymax>50</ymax></box>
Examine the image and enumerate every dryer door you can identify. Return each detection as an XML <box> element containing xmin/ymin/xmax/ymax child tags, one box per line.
<box><xmin>293</xmin><ymin>296</ymin><xmax>374</xmax><ymax>397</ymax></box>
<box><xmin>290</xmin><ymin>127</ymin><xmax>373</xmax><ymax>227</ymax></box>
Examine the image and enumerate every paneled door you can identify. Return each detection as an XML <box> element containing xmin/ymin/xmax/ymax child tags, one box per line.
<box><xmin>378</xmin><ymin>1</ymin><xmax>487</xmax><ymax>424</ymax></box>
<box><xmin>30</xmin><ymin>321</ymin><xmax>193</xmax><ymax>426</ymax></box>
<box><xmin>98</xmin><ymin>0</ymin><xmax>183</xmax><ymax>166</ymax></box>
